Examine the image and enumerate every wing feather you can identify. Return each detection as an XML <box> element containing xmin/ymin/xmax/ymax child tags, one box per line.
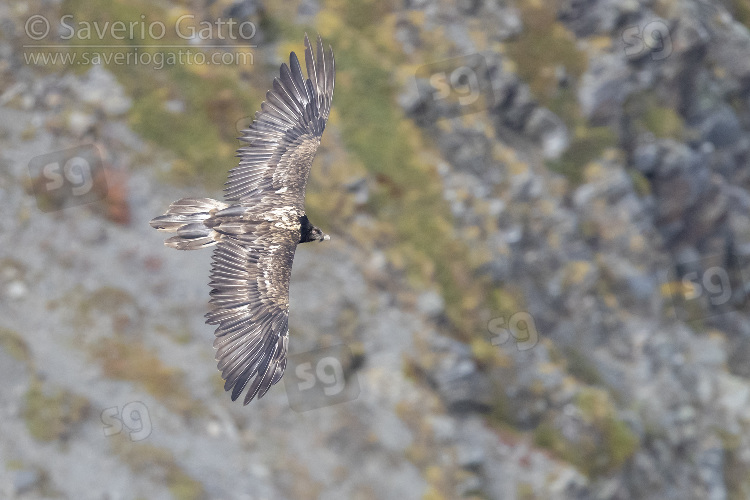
<box><xmin>224</xmin><ymin>34</ymin><xmax>335</xmax><ymax>205</ymax></box>
<box><xmin>206</xmin><ymin>225</ymin><xmax>298</xmax><ymax>404</ymax></box>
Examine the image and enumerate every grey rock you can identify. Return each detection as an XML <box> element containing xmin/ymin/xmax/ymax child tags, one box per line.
<box><xmin>13</xmin><ymin>469</ymin><xmax>40</xmax><ymax>495</ymax></box>
<box><xmin>67</xmin><ymin>110</ymin><xmax>96</xmax><ymax>137</ymax></box>
<box><xmin>399</xmin><ymin>78</ymin><xmax>443</xmax><ymax>126</ymax></box>
<box><xmin>163</xmin><ymin>100</ymin><xmax>186</xmax><ymax>114</ymax></box>
<box><xmin>297</xmin><ymin>0</ymin><xmax>319</xmax><ymax>19</ymax></box>
<box><xmin>524</xmin><ymin>107</ymin><xmax>569</xmax><ymax>159</ymax></box>
<box><xmin>404</xmin><ymin>0</ymin><xmax>434</xmax><ymax>9</ymax></box>
<box><xmin>70</xmin><ymin>65</ymin><xmax>131</xmax><ymax>116</ymax></box>
<box><xmin>5</xmin><ymin>280</ymin><xmax>27</xmax><ymax>300</ymax></box>
<box><xmin>439</xmin><ymin>128</ymin><xmax>492</xmax><ymax>177</ymax></box>
<box><xmin>699</xmin><ymin>106</ymin><xmax>742</xmax><ymax>148</ymax></box>
<box><xmin>456</xmin><ymin>442</ymin><xmax>485</xmax><ymax>470</ymax></box>
<box><xmin>493</xmin><ymin>78</ymin><xmax>536</xmax><ymax>131</ymax></box>
<box><xmin>225</xmin><ymin>0</ymin><xmax>260</xmax><ymax>19</ymax></box>
<box><xmin>429</xmin><ymin>337</ymin><xmax>494</xmax><ymax>412</ymax></box>
<box><xmin>395</xmin><ymin>19</ymin><xmax>421</xmax><ymax>55</ymax></box>
<box><xmin>456</xmin><ymin>0</ymin><xmax>481</xmax><ymax>15</ymax></box>
<box><xmin>416</xmin><ymin>290</ymin><xmax>445</xmax><ymax>318</ymax></box>
<box><xmin>579</xmin><ymin>53</ymin><xmax>633</xmax><ymax>124</ymax></box>
<box><xmin>345</xmin><ymin>177</ymin><xmax>369</xmax><ymax>205</ymax></box>
<box><xmin>456</xmin><ymin>473</ymin><xmax>483</xmax><ymax>496</ymax></box>
<box><xmin>632</xmin><ymin>139</ymin><xmax>662</xmax><ymax>176</ymax></box>
<box><xmin>558</xmin><ymin>0</ymin><xmax>622</xmax><ymax>36</ymax></box>
<box><xmin>434</xmin><ymin>361</ymin><xmax>494</xmax><ymax>413</ymax></box>
<box><xmin>697</xmin><ymin>437</ymin><xmax>727</xmax><ymax>500</ymax></box>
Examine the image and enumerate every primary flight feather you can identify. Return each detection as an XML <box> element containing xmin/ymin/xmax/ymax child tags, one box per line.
<box><xmin>150</xmin><ymin>34</ymin><xmax>334</xmax><ymax>405</ymax></box>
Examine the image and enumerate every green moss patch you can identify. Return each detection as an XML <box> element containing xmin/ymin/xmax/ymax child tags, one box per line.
<box><xmin>504</xmin><ymin>3</ymin><xmax>587</xmax><ymax>108</ymax></box>
<box><xmin>534</xmin><ymin>387</ymin><xmax>638</xmax><ymax>477</ymax></box>
<box><xmin>546</xmin><ymin>126</ymin><xmax>618</xmax><ymax>185</ymax></box>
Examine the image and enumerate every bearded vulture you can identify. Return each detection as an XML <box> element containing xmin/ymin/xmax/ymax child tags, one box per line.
<box><xmin>150</xmin><ymin>34</ymin><xmax>334</xmax><ymax>405</ymax></box>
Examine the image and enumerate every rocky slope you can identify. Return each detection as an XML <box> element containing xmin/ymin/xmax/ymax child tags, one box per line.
<box><xmin>3</xmin><ymin>0</ymin><xmax>750</xmax><ymax>499</ymax></box>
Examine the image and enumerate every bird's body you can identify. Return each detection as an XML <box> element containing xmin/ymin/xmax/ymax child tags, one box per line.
<box><xmin>150</xmin><ymin>35</ymin><xmax>334</xmax><ymax>405</ymax></box>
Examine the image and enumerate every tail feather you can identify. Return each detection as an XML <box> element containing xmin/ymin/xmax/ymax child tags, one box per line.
<box><xmin>150</xmin><ymin>197</ymin><xmax>228</xmax><ymax>250</ymax></box>
<box><xmin>164</xmin><ymin>234</ymin><xmax>217</xmax><ymax>250</ymax></box>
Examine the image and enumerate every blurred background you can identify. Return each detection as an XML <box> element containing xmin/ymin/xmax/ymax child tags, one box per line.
<box><xmin>2</xmin><ymin>0</ymin><xmax>750</xmax><ymax>498</ymax></box>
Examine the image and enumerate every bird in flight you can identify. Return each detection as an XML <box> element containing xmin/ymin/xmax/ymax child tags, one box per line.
<box><xmin>150</xmin><ymin>34</ymin><xmax>334</xmax><ymax>405</ymax></box>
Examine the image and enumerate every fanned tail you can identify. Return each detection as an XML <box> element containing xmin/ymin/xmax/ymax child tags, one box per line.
<box><xmin>150</xmin><ymin>198</ymin><xmax>228</xmax><ymax>250</ymax></box>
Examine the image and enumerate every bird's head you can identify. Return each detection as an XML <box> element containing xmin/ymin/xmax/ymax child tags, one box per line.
<box><xmin>299</xmin><ymin>215</ymin><xmax>330</xmax><ymax>243</ymax></box>
<box><xmin>309</xmin><ymin>226</ymin><xmax>330</xmax><ymax>242</ymax></box>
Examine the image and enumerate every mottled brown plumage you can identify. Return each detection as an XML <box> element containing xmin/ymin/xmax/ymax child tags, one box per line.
<box><xmin>150</xmin><ymin>34</ymin><xmax>334</xmax><ymax>404</ymax></box>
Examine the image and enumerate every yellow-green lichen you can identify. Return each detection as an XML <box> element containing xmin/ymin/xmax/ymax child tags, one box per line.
<box><xmin>0</xmin><ymin>326</ymin><xmax>31</xmax><ymax>363</ymax></box>
<box><xmin>23</xmin><ymin>378</ymin><xmax>90</xmax><ymax>442</ymax></box>
<box><xmin>73</xmin><ymin>285</ymin><xmax>140</xmax><ymax>333</ymax></box>
<box><xmin>517</xmin><ymin>482</ymin><xmax>536</xmax><ymax>500</ymax></box>
<box><xmin>546</xmin><ymin>127</ymin><xmax>618</xmax><ymax>185</ymax></box>
<box><xmin>534</xmin><ymin>388</ymin><xmax>638</xmax><ymax>477</ymax></box>
<box><xmin>625</xmin><ymin>91</ymin><xmax>685</xmax><ymax>140</ymax></box>
<box><xmin>628</xmin><ymin>169</ymin><xmax>652</xmax><ymax>197</ymax></box>
<box><xmin>111</xmin><ymin>437</ymin><xmax>206</xmax><ymax>500</ymax></box>
<box><xmin>719</xmin><ymin>428</ymin><xmax>750</xmax><ymax>500</ymax></box>
<box><xmin>90</xmin><ymin>337</ymin><xmax>204</xmax><ymax>418</ymax></box>
<box><xmin>733</xmin><ymin>0</ymin><xmax>750</xmax><ymax>29</ymax></box>
<box><xmin>578</xmin><ymin>388</ymin><xmax>639</xmax><ymax>472</ymax></box>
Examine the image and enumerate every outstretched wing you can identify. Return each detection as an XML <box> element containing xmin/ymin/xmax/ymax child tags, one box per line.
<box><xmin>224</xmin><ymin>34</ymin><xmax>335</xmax><ymax>208</ymax></box>
<box><xmin>206</xmin><ymin>222</ymin><xmax>299</xmax><ymax>405</ymax></box>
